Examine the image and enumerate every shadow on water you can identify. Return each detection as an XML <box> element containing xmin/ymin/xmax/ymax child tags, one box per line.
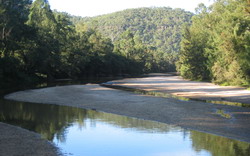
<box><xmin>101</xmin><ymin>84</ymin><xmax>250</xmax><ymax>108</ymax></box>
<box><xmin>0</xmin><ymin>99</ymin><xmax>250</xmax><ymax>156</ymax></box>
<box><xmin>0</xmin><ymin>77</ymin><xmax>121</xmax><ymax>97</ymax></box>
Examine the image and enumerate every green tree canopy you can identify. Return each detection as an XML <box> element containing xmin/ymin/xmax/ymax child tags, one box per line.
<box><xmin>177</xmin><ymin>0</ymin><xmax>250</xmax><ymax>86</ymax></box>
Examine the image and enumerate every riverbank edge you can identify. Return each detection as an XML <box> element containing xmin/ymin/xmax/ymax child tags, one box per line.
<box><xmin>103</xmin><ymin>74</ymin><xmax>250</xmax><ymax>105</ymax></box>
<box><xmin>0</xmin><ymin>122</ymin><xmax>60</xmax><ymax>156</ymax></box>
<box><xmin>4</xmin><ymin>84</ymin><xmax>250</xmax><ymax>144</ymax></box>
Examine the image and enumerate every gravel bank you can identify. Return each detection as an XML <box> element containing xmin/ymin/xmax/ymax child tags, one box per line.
<box><xmin>0</xmin><ymin>122</ymin><xmax>59</xmax><ymax>156</ymax></box>
<box><xmin>5</xmin><ymin>84</ymin><xmax>250</xmax><ymax>143</ymax></box>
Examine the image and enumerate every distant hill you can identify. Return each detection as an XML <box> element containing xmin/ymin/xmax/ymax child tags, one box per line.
<box><xmin>71</xmin><ymin>7</ymin><xmax>193</xmax><ymax>59</ymax></box>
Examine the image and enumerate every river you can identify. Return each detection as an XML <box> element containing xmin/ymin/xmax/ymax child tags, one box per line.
<box><xmin>0</xmin><ymin>78</ymin><xmax>250</xmax><ymax>156</ymax></box>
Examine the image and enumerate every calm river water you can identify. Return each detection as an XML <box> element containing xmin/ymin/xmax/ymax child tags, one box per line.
<box><xmin>0</xmin><ymin>98</ymin><xmax>250</xmax><ymax>156</ymax></box>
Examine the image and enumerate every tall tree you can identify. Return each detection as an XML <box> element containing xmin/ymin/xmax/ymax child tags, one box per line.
<box><xmin>0</xmin><ymin>0</ymin><xmax>33</xmax><ymax>84</ymax></box>
<box><xmin>0</xmin><ymin>0</ymin><xmax>32</xmax><ymax>56</ymax></box>
<box><xmin>177</xmin><ymin>5</ymin><xmax>210</xmax><ymax>81</ymax></box>
<box><xmin>27</xmin><ymin>0</ymin><xmax>61</xmax><ymax>80</ymax></box>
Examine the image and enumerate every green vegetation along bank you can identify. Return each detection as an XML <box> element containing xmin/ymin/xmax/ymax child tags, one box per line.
<box><xmin>0</xmin><ymin>0</ymin><xmax>192</xmax><ymax>88</ymax></box>
<box><xmin>1</xmin><ymin>0</ymin><xmax>249</xmax><ymax>88</ymax></box>
<box><xmin>177</xmin><ymin>0</ymin><xmax>250</xmax><ymax>87</ymax></box>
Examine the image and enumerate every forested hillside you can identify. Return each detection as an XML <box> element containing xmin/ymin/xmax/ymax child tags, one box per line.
<box><xmin>177</xmin><ymin>0</ymin><xmax>250</xmax><ymax>86</ymax></box>
<box><xmin>72</xmin><ymin>8</ymin><xmax>193</xmax><ymax>70</ymax></box>
<box><xmin>0</xmin><ymin>0</ymin><xmax>193</xmax><ymax>87</ymax></box>
<box><xmin>4</xmin><ymin>0</ymin><xmax>248</xmax><ymax>88</ymax></box>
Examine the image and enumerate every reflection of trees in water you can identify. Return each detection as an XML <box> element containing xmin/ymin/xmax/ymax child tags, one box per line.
<box><xmin>234</xmin><ymin>144</ymin><xmax>250</xmax><ymax>156</ymax></box>
<box><xmin>0</xmin><ymin>99</ymin><xmax>87</xmax><ymax>141</ymax></box>
<box><xmin>1</xmin><ymin>99</ymin><xmax>250</xmax><ymax>156</ymax></box>
<box><xmin>190</xmin><ymin>131</ymin><xmax>250</xmax><ymax>156</ymax></box>
<box><xmin>0</xmin><ymin>99</ymin><xmax>177</xmax><ymax>142</ymax></box>
<box><xmin>88</xmin><ymin>112</ymin><xmax>179</xmax><ymax>133</ymax></box>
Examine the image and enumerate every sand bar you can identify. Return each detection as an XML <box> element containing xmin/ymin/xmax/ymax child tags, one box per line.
<box><xmin>5</xmin><ymin>83</ymin><xmax>250</xmax><ymax>143</ymax></box>
<box><xmin>105</xmin><ymin>73</ymin><xmax>250</xmax><ymax>104</ymax></box>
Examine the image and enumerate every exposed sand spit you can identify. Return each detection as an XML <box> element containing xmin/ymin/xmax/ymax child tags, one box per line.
<box><xmin>106</xmin><ymin>75</ymin><xmax>250</xmax><ymax>104</ymax></box>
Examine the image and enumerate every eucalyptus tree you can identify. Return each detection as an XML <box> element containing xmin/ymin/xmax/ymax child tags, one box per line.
<box><xmin>27</xmin><ymin>0</ymin><xmax>63</xmax><ymax>80</ymax></box>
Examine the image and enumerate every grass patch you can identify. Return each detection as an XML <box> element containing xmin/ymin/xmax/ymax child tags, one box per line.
<box><xmin>215</xmin><ymin>109</ymin><xmax>232</xmax><ymax>119</ymax></box>
<box><xmin>207</xmin><ymin>100</ymin><xmax>250</xmax><ymax>108</ymax></box>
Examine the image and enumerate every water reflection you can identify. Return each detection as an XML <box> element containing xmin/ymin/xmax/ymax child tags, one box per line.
<box><xmin>0</xmin><ymin>99</ymin><xmax>249</xmax><ymax>156</ymax></box>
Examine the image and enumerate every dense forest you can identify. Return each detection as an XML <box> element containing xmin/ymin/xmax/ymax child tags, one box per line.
<box><xmin>177</xmin><ymin>0</ymin><xmax>250</xmax><ymax>86</ymax></box>
<box><xmin>0</xmin><ymin>0</ymin><xmax>192</xmax><ymax>87</ymax></box>
<box><xmin>72</xmin><ymin>7</ymin><xmax>193</xmax><ymax>70</ymax></box>
<box><xmin>1</xmin><ymin>0</ymin><xmax>249</xmax><ymax>88</ymax></box>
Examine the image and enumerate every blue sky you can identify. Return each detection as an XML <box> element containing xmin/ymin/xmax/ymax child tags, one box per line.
<box><xmin>48</xmin><ymin>0</ymin><xmax>214</xmax><ymax>17</ymax></box>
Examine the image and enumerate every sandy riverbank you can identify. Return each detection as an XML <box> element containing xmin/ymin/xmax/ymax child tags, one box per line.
<box><xmin>105</xmin><ymin>74</ymin><xmax>250</xmax><ymax>104</ymax></box>
<box><xmin>0</xmin><ymin>122</ymin><xmax>59</xmax><ymax>156</ymax></box>
<box><xmin>5</xmin><ymin>84</ymin><xmax>250</xmax><ymax>144</ymax></box>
